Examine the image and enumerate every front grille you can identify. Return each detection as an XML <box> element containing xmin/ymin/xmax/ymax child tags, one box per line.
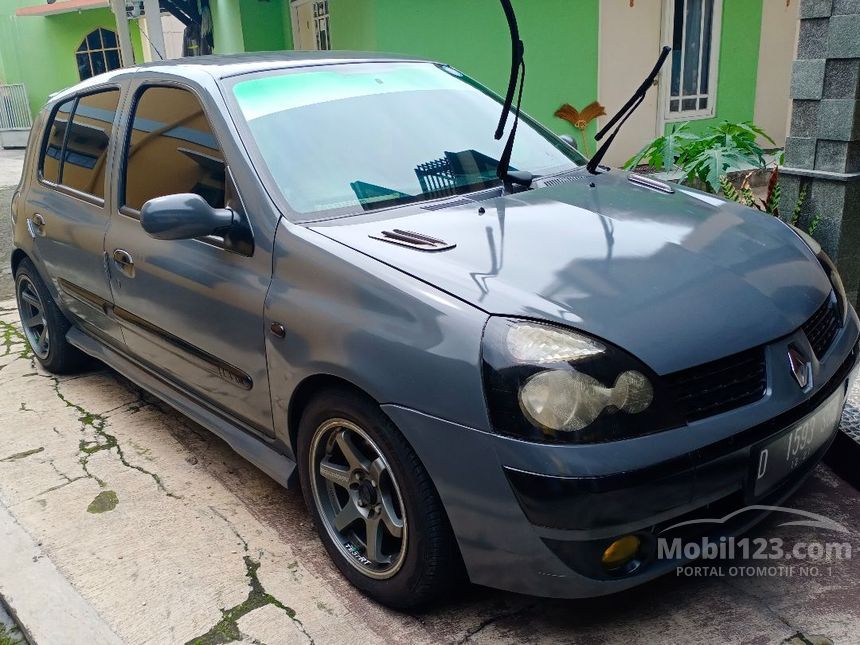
<box><xmin>665</xmin><ymin>346</ymin><xmax>767</xmax><ymax>422</ymax></box>
<box><xmin>802</xmin><ymin>293</ymin><xmax>841</xmax><ymax>359</ymax></box>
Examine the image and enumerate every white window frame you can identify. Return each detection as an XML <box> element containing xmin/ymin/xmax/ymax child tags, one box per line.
<box><xmin>660</xmin><ymin>0</ymin><xmax>723</xmax><ymax>123</ymax></box>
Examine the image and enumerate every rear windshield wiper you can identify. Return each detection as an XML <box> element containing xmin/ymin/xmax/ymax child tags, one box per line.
<box><xmin>586</xmin><ymin>46</ymin><xmax>671</xmax><ymax>175</ymax></box>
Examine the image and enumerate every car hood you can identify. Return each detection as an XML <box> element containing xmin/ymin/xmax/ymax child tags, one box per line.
<box><xmin>310</xmin><ymin>170</ymin><xmax>832</xmax><ymax>374</ymax></box>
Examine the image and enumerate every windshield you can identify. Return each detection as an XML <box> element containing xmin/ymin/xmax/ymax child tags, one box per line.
<box><xmin>229</xmin><ymin>62</ymin><xmax>585</xmax><ymax>220</ymax></box>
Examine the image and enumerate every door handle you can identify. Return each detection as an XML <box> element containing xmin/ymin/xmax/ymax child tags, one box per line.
<box><xmin>27</xmin><ymin>213</ymin><xmax>46</xmax><ymax>238</ymax></box>
<box><xmin>112</xmin><ymin>249</ymin><xmax>135</xmax><ymax>278</ymax></box>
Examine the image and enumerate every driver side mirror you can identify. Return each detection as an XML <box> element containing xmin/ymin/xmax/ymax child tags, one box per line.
<box><xmin>140</xmin><ymin>193</ymin><xmax>234</xmax><ymax>241</ymax></box>
<box><xmin>558</xmin><ymin>134</ymin><xmax>578</xmax><ymax>150</ymax></box>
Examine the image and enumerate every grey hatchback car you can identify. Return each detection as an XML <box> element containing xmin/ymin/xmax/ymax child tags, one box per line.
<box><xmin>10</xmin><ymin>53</ymin><xmax>860</xmax><ymax>608</ymax></box>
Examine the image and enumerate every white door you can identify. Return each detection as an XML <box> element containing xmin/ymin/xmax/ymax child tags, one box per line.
<box><xmin>753</xmin><ymin>0</ymin><xmax>799</xmax><ymax>147</ymax></box>
<box><xmin>598</xmin><ymin>0</ymin><xmax>665</xmax><ymax>167</ymax></box>
<box><xmin>291</xmin><ymin>0</ymin><xmax>330</xmax><ymax>51</ymax></box>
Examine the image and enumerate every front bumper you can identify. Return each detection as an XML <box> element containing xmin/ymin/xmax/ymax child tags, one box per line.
<box><xmin>384</xmin><ymin>307</ymin><xmax>860</xmax><ymax>599</ymax></box>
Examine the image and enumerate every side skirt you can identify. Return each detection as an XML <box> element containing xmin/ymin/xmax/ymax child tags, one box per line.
<box><xmin>66</xmin><ymin>326</ymin><xmax>296</xmax><ymax>488</ymax></box>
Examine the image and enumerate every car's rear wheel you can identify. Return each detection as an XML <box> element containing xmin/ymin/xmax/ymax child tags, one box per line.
<box><xmin>14</xmin><ymin>259</ymin><xmax>88</xmax><ymax>374</ymax></box>
<box><xmin>297</xmin><ymin>388</ymin><xmax>461</xmax><ymax>608</ymax></box>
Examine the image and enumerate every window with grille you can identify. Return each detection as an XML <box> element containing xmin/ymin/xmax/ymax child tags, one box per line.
<box><xmin>76</xmin><ymin>28</ymin><xmax>123</xmax><ymax>81</ymax></box>
<box><xmin>666</xmin><ymin>0</ymin><xmax>721</xmax><ymax>120</ymax></box>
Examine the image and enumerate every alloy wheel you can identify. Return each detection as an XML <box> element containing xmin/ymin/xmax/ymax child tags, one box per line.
<box><xmin>309</xmin><ymin>419</ymin><xmax>407</xmax><ymax>579</ymax></box>
<box><xmin>16</xmin><ymin>275</ymin><xmax>50</xmax><ymax>359</ymax></box>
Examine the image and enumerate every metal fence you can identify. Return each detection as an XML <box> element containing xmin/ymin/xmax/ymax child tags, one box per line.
<box><xmin>0</xmin><ymin>84</ymin><xmax>32</xmax><ymax>148</ymax></box>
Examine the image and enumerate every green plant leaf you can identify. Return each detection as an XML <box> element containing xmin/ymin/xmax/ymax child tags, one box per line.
<box><xmin>741</xmin><ymin>184</ymin><xmax>757</xmax><ymax>208</ymax></box>
<box><xmin>790</xmin><ymin>186</ymin><xmax>807</xmax><ymax>225</ymax></box>
<box><xmin>736</xmin><ymin>121</ymin><xmax>775</xmax><ymax>146</ymax></box>
<box><xmin>765</xmin><ymin>181</ymin><xmax>781</xmax><ymax>214</ymax></box>
<box><xmin>687</xmin><ymin>145</ymin><xmax>747</xmax><ymax>193</ymax></box>
<box><xmin>719</xmin><ymin>176</ymin><xmax>739</xmax><ymax>202</ymax></box>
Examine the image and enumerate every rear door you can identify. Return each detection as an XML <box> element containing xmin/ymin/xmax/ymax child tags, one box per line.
<box><xmin>22</xmin><ymin>88</ymin><xmax>125</xmax><ymax>343</ymax></box>
<box><xmin>104</xmin><ymin>81</ymin><xmax>276</xmax><ymax>438</ymax></box>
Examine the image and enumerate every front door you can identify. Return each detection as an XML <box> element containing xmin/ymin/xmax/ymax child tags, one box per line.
<box><xmin>597</xmin><ymin>0</ymin><xmax>665</xmax><ymax>167</ymax></box>
<box><xmin>104</xmin><ymin>83</ymin><xmax>275</xmax><ymax>437</ymax></box>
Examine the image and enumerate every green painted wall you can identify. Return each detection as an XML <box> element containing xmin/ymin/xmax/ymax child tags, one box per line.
<box><xmin>0</xmin><ymin>2</ymin><xmax>144</xmax><ymax>117</ymax></box>
<box><xmin>240</xmin><ymin>0</ymin><xmax>287</xmax><ymax>51</ymax></box>
<box><xmin>330</xmin><ymin>0</ymin><xmax>601</xmax><ymax>141</ymax></box>
<box><xmin>330</xmin><ymin>0</ymin><xmax>376</xmax><ymax>51</ymax></box>
<box><xmin>667</xmin><ymin>0</ymin><xmax>763</xmax><ymax>134</ymax></box>
<box><xmin>130</xmin><ymin>21</ymin><xmax>144</xmax><ymax>64</ymax></box>
<box><xmin>0</xmin><ymin>0</ymin><xmax>764</xmax><ymax>144</ymax></box>
<box><xmin>211</xmin><ymin>0</ymin><xmax>293</xmax><ymax>53</ymax></box>
<box><xmin>211</xmin><ymin>0</ymin><xmax>246</xmax><ymax>54</ymax></box>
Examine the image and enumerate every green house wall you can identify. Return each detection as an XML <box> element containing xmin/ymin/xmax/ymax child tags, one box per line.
<box><xmin>0</xmin><ymin>0</ymin><xmax>766</xmax><ymax>148</ymax></box>
<box><xmin>211</xmin><ymin>0</ymin><xmax>293</xmax><ymax>54</ymax></box>
<box><xmin>329</xmin><ymin>0</ymin><xmax>764</xmax><ymax>145</ymax></box>
<box><xmin>0</xmin><ymin>2</ymin><xmax>144</xmax><ymax>118</ymax></box>
<box><xmin>330</xmin><ymin>0</ymin><xmax>601</xmax><ymax>141</ymax></box>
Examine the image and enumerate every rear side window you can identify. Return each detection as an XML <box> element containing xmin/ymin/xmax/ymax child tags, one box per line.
<box><xmin>123</xmin><ymin>86</ymin><xmax>225</xmax><ymax>212</ymax></box>
<box><xmin>41</xmin><ymin>99</ymin><xmax>74</xmax><ymax>184</ymax></box>
<box><xmin>62</xmin><ymin>91</ymin><xmax>121</xmax><ymax>198</ymax></box>
<box><xmin>40</xmin><ymin>89</ymin><xmax>121</xmax><ymax>200</ymax></box>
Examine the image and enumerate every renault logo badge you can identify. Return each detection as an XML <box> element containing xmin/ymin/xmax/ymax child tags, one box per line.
<box><xmin>788</xmin><ymin>346</ymin><xmax>812</xmax><ymax>390</ymax></box>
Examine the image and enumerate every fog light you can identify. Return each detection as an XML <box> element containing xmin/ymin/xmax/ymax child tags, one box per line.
<box><xmin>601</xmin><ymin>535</ymin><xmax>641</xmax><ymax>570</ymax></box>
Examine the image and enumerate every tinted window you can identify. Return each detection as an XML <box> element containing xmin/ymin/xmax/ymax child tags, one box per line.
<box><xmin>41</xmin><ymin>99</ymin><xmax>75</xmax><ymax>184</ymax></box>
<box><xmin>123</xmin><ymin>86</ymin><xmax>225</xmax><ymax>212</ymax></box>
<box><xmin>61</xmin><ymin>90</ymin><xmax>121</xmax><ymax>199</ymax></box>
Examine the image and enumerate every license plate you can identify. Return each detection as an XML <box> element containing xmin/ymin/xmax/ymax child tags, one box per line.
<box><xmin>752</xmin><ymin>390</ymin><xmax>844</xmax><ymax>497</ymax></box>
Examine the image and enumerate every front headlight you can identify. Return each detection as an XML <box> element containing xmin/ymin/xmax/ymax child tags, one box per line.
<box><xmin>481</xmin><ymin>318</ymin><xmax>682</xmax><ymax>444</ymax></box>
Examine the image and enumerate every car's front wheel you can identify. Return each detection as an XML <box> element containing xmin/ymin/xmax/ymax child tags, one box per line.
<box><xmin>297</xmin><ymin>388</ymin><xmax>461</xmax><ymax>608</ymax></box>
<box><xmin>14</xmin><ymin>258</ymin><xmax>88</xmax><ymax>374</ymax></box>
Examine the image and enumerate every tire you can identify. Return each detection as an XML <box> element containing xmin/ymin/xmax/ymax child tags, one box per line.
<box><xmin>297</xmin><ymin>387</ymin><xmax>462</xmax><ymax>608</ymax></box>
<box><xmin>14</xmin><ymin>258</ymin><xmax>88</xmax><ymax>374</ymax></box>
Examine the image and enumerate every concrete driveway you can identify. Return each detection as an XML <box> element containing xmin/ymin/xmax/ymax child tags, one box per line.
<box><xmin>2</xmin><ymin>148</ymin><xmax>860</xmax><ymax>645</ymax></box>
<box><xmin>1</xmin><ymin>307</ymin><xmax>859</xmax><ymax>645</ymax></box>
<box><xmin>0</xmin><ymin>147</ymin><xmax>25</xmax><ymax>300</ymax></box>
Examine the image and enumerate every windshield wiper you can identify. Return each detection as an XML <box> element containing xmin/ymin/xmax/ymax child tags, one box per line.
<box><xmin>494</xmin><ymin>0</ymin><xmax>533</xmax><ymax>192</ymax></box>
<box><xmin>586</xmin><ymin>46</ymin><xmax>672</xmax><ymax>175</ymax></box>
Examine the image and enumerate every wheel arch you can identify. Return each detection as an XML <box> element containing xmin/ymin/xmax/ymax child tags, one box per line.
<box><xmin>11</xmin><ymin>248</ymin><xmax>28</xmax><ymax>276</ymax></box>
<box><xmin>287</xmin><ymin>373</ymin><xmax>380</xmax><ymax>455</ymax></box>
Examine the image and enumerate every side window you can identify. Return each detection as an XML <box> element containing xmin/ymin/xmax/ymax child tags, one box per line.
<box><xmin>123</xmin><ymin>86</ymin><xmax>225</xmax><ymax>212</ymax></box>
<box><xmin>40</xmin><ymin>90</ymin><xmax>121</xmax><ymax>200</ymax></box>
<box><xmin>62</xmin><ymin>91</ymin><xmax>121</xmax><ymax>199</ymax></box>
<box><xmin>40</xmin><ymin>99</ymin><xmax>75</xmax><ymax>184</ymax></box>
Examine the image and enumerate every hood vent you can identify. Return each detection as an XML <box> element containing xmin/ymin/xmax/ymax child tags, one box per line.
<box><xmin>421</xmin><ymin>197</ymin><xmax>472</xmax><ymax>211</ymax></box>
<box><xmin>369</xmin><ymin>229</ymin><xmax>456</xmax><ymax>252</ymax></box>
<box><xmin>419</xmin><ymin>186</ymin><xmax>505</xmax><ymax>211</ymax></box>
<box><xmin>540</xmin><ymin>172</ymin><xmax>586</xmax><ymax>188</ymax></box>
<box><xmin>628</xmin><ymin>173</ymin><xmax>675</xmax><ymax>194</ymax></box>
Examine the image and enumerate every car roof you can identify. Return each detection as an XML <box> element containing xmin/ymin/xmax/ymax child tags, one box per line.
<box><xmin>135</xmin><ymin>51</ymin><xmax>435</xmax><ymax>78</ymax></box>
<box><xmin>47</xmin><ymin>51</ymin><xmax>437</xmax><ymax>105</ymax></box>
